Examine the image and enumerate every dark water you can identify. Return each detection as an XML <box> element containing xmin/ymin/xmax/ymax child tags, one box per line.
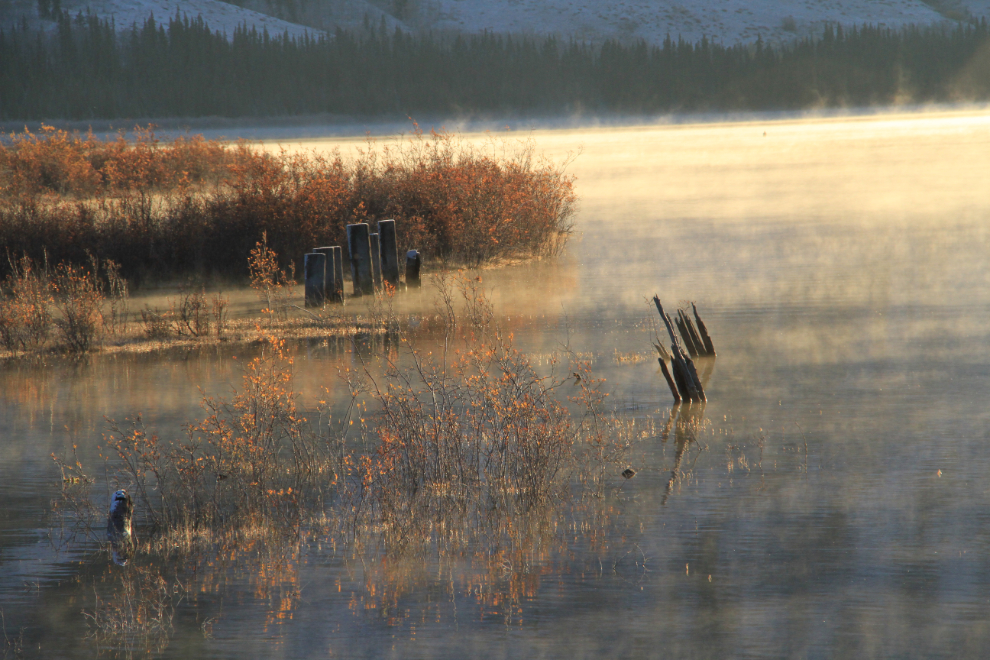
<box><xmin>2</xmin><ymin>110</ymin><xmax>990</xmax><ymax>658</ymax></box>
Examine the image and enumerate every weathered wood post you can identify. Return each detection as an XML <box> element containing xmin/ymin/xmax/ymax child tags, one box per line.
<box><xmin>653</xmin><ymin>296</ymin><xmax>706</xmax><ymax>402</ymax></box>
<box><xmin>692</xmin><ymin>303</ymin><xmax>716</xmax><ymax>356</ymax></box>
<box><xmin>347</xmin><ymin>223</ymin><xmax>373</xmax><ymax>296</ymax></box>
<box><xmin>378</xmin><ymin>219</ymin><xmax>400</xmax><ymax>287</ymax></box>
<box><xmin>405</xmin><ymin>249</ymin><xmax>421</xmax><ymax>288</ymax></box>
<box><xmin>680</xmin><ymin>309</ymin><xmax>707</xmax><ymax>357</ymax></box>
<box><xmin>313</xmin><ymin>246</ymin><xmax>336</xmax><ymax>304</ymax></box>
<box><xmin>675</xmin><ymin>312</ymin><xmax>700</xmax><ymax>357</ymax></box>
<box><xmin>658</xmin><ymin>358</ymin><xmax>681</xmax><ymax>403</ymax></box>
<box><xmin>304</xmin><ymin>252</ymin><xmax>327</xmax><ymax>307</ymax></box>
<box><xmin>369</xmin><ymin>232</ymin><xmax>383</xmax><ymax>291</ymax></box>
<box><xmin>332</xmin><ymin>246</ymin><xmax>344</xmax><ymax>302</ymax></box>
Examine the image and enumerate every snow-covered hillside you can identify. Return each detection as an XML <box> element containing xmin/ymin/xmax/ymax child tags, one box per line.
<box><xmin>417</xmin><ymin>0</ymin><xmax>990</xmax><ymax>45</ymax></box>
<box><xmin>6</xmin><ymin>0</ymin><xmax>990</xmax><ymax>44</ymax></box>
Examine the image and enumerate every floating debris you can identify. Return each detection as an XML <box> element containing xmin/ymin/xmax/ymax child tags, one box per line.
<box><xmin>621</xmin><ymin>468</ymin><xmax>637</xmax><ymax>479</ymax></box>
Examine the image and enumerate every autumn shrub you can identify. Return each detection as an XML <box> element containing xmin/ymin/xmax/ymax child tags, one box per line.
<box><xmin>0</xmin><ymin>254</ymin><xmax>117</xmax><ymax>353</ymax></box>
<box><xmin>102</xmin><ymin>337</ymin><xmax>343</xmax><ymax>534</ymax></box>
<box><xmin>248</xmin><ymin>234</ymin><xmax>295</xmax><ymax>326</ymax></box>
<box><xmin>50</xmin><ymin>262</ymin><xmax>105</xmax><ymax>352</ymax></box>
<box><xmin>0</xmin><ymin>254</ymin><xmax>53</xmax><ymax>352</ymax></box>
<box><xmin>0</xmin><ymin>126</ymin><xmax>577</xmax><ymax>283</ymax></box>
<box><xmin>355</xmin><ymin>274</ymin><xmax>627</xmax><ymax>538</ymax></box>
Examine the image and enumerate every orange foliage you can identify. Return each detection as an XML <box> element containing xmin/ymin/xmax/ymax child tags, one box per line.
<box><xmin>0</xmin><ymin>125</ymin><xmax>576</xmax><ymax>282</ymax></box>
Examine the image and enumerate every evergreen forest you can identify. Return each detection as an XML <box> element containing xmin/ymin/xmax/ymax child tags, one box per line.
<box><xmin>2</xmin><ymin>10</ymin><xmax>989</xmax><ymax>120</ymax></box>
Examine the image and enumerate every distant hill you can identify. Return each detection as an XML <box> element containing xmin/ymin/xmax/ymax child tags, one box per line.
<box><xmin>4</xmin><ymin>0</ymin><xmax>990</xmax><ymax>44</ymax></box>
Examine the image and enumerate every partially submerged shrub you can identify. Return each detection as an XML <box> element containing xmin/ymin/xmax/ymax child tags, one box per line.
<box><xmin>357</xmin><ymin>274</ymin><xmax>628</xmax><ymax>540</ymax></box>
<box><xmin>139</xmin><ymin>288</ymin><xmax>229</xmax><ymax>340</ymax></box>
<box><xmin>103</xmin><ymin>337</ymin><xmax>342</xmax><ymax>535</ymax></box>
<box><xmin>52</xmin><ymin>278</ymin><xmax>634</xmax><ymax>600</ymax></box>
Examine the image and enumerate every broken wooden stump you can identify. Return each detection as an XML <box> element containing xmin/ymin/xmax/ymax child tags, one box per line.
<box><xmin>406</xmin><ymin>250</ymin><xmax>421</xmax><ymax>288</ymax></box>
<box><xmin>693</xmin><ymin>303</ymin><xmax>716</xmax><ymax>356</ymax></box>
<box><xmin>675</xmin><ymin>311</ymin><xmax>700</xmax><ymax>357</ymax></box>
<box><xmin>313</xmin><ymin>246</ymin><xmax>342</xmax><ymax>304</ymax></box>
<box><xmin>653</xmin><ymin>295</ymin><xmax>708</xmax><ymax>403</ymax></box>
<box><xmin>331</xmin><ymin>246</ymin><xmax>344</xmax><ymax>302</ymax></box>
<box><xmin>658</xmin><ymin>358</ymin><xmax>681</xmax><ymax>404</ymax></box>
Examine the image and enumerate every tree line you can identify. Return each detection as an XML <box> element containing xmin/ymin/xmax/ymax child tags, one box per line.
<box><xmin>2</xmin><ymin>10</ymin><xmax>989</xmax><ymax>120</ymax></box>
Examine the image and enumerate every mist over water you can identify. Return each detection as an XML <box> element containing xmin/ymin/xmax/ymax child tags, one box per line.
<box><xmin>3</xmin><ymin>109</ymin><xmax>990</xmax><ymax>657</ymax></box>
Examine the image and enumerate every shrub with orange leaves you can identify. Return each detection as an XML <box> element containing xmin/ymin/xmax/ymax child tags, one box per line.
<box><xmin>1</xmin><ymin>126</ymin><xmax>576</xmax><ymax>283</ymax></box>
<box><xmin>0</xmin><ymin>253</ymin><xmax>119</xmax><ymax>354</ymax></box>
<box><xmin>360</xmin><ymin>273</ymin><xmax>626</xmax><ymax>536</ymax></box>
<box><xmin>102</xmin><ymin>336</ymin><xmax>343</xmax><ymax>535</ymax></box>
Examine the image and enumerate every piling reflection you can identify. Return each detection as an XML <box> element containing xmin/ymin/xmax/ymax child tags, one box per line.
<box><xmin>660</xmin><ymin>402</ymin><xmax>709</xmax><ymax>506</ymax></box>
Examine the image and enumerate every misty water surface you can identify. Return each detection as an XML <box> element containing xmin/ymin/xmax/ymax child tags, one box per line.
<box><xmin>2</xmin><ymin>109</ymin><xmax>990</xmax><ymax>658</ymax></box>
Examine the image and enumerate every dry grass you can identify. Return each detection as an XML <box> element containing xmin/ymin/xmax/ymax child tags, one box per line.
<box><xmin>0</xmin><ymin>125</ymin><xmax>577</xmax><ymax>283</ymax></box>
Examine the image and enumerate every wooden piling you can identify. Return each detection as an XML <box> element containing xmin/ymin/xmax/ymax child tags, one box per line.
<box><xmin>378</xmin><ymin>219</ymin><xmax>400</xmax><ymax>287</ymax></box>
<box><xmin>675</xmin><ymin>312</ymin><xmax>700</xmax><ymax>357</ymax></box>
<box><xmin>347</xmin><ymin>223</ymin><xmax>373</xmax><ymax>296</ymax></box>
<box><xmin>369</xmin><ymin>232</ymin><xmax>383</xmax><ymax>290</ymax></box>
<box><xmin>658</xmin><ymin>358</ymin><xmax>681</xmax><ymax>403</ymax></box>
<box><xmin>406</xmin><ymin>250</ymin><xmax>421</xmax><ymax>288</ymax></box>
<box><xmin>313</xmin><ymin>246</ymin><xmax>337</xmax><ymax>304</ymax></box>
<box><xmin>332</xmin><ymin>246</ymin><xmax>344</xmax><ymax>302</ymax></box>
<box><xmin>653</xmin><ymin>296</ymin><xmax>706</xmax><ymax>402</ymax></box>
<box><xmin>304</xmin><ymin>252</ymin><xmax>327</xmax><ymax>307</ymax></box>
<box><xmin>682</xmin><ymin>311</ymin><xmax>707</xmax><ymax>357</ymax></box>
<box><xmin>692</xmin><ymin>303</ymin><xmax>716</xmax><ymax>356</ymax></box>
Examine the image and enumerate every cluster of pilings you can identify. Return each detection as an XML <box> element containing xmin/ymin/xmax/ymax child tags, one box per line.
<box><xmin>653</xmin><ymin>296</ymin><xmax>716</xmax><ymax>403</ymax></box>
<box><xmin>304</xmin><ymin>219</ymin><xmax>423</xmax><ymax>306</ymax></box>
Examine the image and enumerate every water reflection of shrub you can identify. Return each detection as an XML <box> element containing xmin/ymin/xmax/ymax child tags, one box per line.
<box><xmin>83</xmin><ymin>562</ymin><xmax>183</xmax><ymax>659</ymax></box>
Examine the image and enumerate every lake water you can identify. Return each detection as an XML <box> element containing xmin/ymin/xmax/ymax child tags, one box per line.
<box><xmin>3</xmin><ymin>109</ymin><xmax>990</xmax><ymax>658</ymax></box>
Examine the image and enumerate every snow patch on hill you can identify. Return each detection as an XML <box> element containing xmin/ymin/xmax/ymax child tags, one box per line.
<box><xmin>7</xmin><ymin>0</ymin><xmax>990</xmax><ymax>44</ymax></box>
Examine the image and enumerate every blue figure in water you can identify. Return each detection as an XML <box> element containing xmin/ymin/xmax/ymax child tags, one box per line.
<box><xmin>107</xmin><ymin>489</ymin><xmax>136</xmax><ymax>566</ymax></box>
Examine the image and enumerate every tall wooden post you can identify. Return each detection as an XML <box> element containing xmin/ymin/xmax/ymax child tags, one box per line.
<box><xmin>314</xmin><ymin>246</ymin><xmax>336</xmax><ymax>304</ymax></box>
<box><xmin>369</xmin><ymin>232</ymin><xmax>383</xmax><ymax>291</ymax></box>
<box><xmin>347</xmin><ymin>223</ymin><xmax>373</xmax><ymax>296</ymax></box>
<box><xmin>304</xmin><ymin>252</ymin><xmax>326</xmax><ymax>307</ymax></box>
<box><xmin>378</xmin><ymin>219</ymin><xmax>400</xmax><ymax>287</ymax></box>
<box><xmin>332</xmin><ymin>246</ymin><xmax>344</xmax><ymax>302</ymax></box>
